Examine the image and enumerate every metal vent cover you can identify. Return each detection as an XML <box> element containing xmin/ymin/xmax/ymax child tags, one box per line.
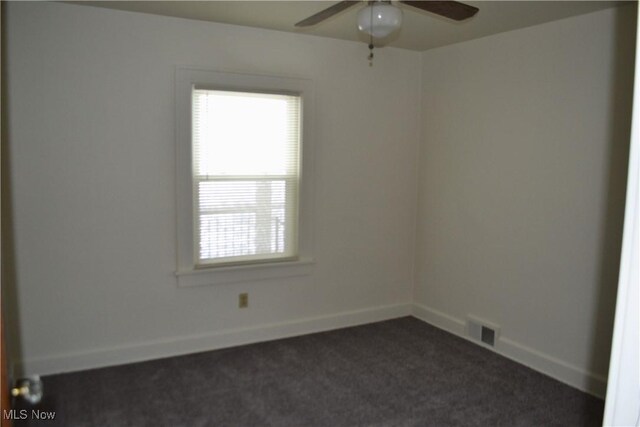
<box><xmin>466</xmin><ymin>316</ymin><xmax>500</xmax><ymax>347</ymax></box>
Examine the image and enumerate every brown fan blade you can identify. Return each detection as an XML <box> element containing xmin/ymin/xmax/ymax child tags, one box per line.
<box><xmin>400</xmin><ymin>1</ymin><xmax>478</xmax><ymax>21</ymax></box>
<box><xmin>295</xmin><ymin>1</ymin><xmax>360</xmax><ymax>27</ymax></box>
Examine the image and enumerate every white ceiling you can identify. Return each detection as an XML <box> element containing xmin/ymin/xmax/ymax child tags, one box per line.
<box><xmin>71</xmin><ymin>1</ymin><xmax>626</xmax><ymax>51</ymax></box>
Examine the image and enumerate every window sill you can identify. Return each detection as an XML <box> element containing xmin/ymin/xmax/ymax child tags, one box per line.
<box><xmin>175</xmin><ymin>257</ymin><xmax>315</xmax><ymax>287</ymax></box>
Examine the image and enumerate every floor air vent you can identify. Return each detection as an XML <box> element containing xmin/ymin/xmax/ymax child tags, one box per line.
<box><xmin>466</xmin><ymin>316</ymin><xmax>500</xmax><ymax>347</ymax></box>
<box><xmin>481</xmin><ymin>326</ymin><xmax>495</xmax><ymax>346</ymax></box>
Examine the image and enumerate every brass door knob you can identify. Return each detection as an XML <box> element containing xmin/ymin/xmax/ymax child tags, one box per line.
<box><xmin>10</xmin><ymin>377</ymin><xmax>42</xmax><ymax>404</ymax></box>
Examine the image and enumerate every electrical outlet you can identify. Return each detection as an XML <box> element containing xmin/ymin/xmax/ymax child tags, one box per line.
<box><xmin>239</xmin><ymin>293</ymin><xmax>249</xmax><ymax>308</ymax></box>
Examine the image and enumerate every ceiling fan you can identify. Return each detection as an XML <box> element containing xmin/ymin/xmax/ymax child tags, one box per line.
<box><xmin>295</xmin><ymin>1</ymin><xmax>479</xmax><ymax>64</ymax></box>
<box><xmin>296</xmin><ymin>1</ymin><xmax>479</xmax><ymax>29</ymax></box>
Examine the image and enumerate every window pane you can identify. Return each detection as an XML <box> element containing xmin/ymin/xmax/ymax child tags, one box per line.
<box><xmin>193</xmin><ymin>90</ymin><xmax>299</xmax><ymax>177</ymax></box>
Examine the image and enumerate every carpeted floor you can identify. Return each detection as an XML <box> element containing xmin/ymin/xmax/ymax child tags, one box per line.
<box><xmin>15</xmin><ymin>317</ymin><xmax>603</xmax><ymax>426</ymax></box>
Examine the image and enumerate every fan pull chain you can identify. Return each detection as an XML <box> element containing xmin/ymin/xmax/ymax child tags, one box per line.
<box><xmin>368</xmin><ymin>23</ymin><xmax>374</xmax><ymax>67</ymax></box>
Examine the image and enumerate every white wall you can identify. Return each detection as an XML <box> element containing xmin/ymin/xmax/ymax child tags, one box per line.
<box><xmin>414</xmin><ymin>6</ymin><xmax>636</xmax><ymax>397</ymax></box>
<box><xmin>4</xmin><ymin>2</ymin><xmax>420</xmax><ymax>374</ymax></box>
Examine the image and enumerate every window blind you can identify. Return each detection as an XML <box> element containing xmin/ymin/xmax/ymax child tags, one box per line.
<box><xmin>192</xmin><ymin>88</ymin><xmax>301</xmax><ymax>266</ymax></box>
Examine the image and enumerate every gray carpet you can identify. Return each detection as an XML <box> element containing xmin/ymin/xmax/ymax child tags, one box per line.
<box><xmin>16</xmin><ymin>317</ymin><xmax>603</xmax><ymax>426</ymax></box>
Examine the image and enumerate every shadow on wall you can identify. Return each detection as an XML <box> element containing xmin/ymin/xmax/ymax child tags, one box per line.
<box><xmin>1</xmin><ymin>1</ymin><xmax>25</xmax><ymax>381</ymax></box>
<box><xmin>588</xmin><ymin>3</ymin><xmax>637</xmax><ymax>390</ymax></box>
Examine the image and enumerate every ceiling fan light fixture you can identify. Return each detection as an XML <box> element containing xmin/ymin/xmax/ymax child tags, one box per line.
<box><xmin>357</xmin><ymin>3</ymin><xmax>402</xmax><ymax>39</ymax></box>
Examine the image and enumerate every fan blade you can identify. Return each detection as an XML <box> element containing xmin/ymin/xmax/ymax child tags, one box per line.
<box><xmin>400</xmin><ymin>1</ymin><xmax>478</xmax><ymax>21</ymax></box>
<box><xmin>295</xmin><ymin>1</ymin><xmax>360</xmax><ymax>27</ymax></box>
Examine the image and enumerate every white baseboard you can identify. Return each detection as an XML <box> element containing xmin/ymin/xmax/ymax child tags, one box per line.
<box><xmin>412</xmin><ymin>303</ymin><xmax>608</xmax><ymax>398</ymax></box>
<box><xmin>18</xmin><ymin>302</ymin><xmax>608</xmax><ymax>399</ymax></box>
<box><xmin>18</xmin><ymin>303</ymin><xmax>413</xmax><ymax>377</ymax></box>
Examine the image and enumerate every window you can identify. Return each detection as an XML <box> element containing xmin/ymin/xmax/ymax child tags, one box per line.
<box><xmin>193</xmin><ymin>89</ymin><xmax>300</xmax><ymax>266</ymax></box>
<box><xmin>176</xmin><ymin>68</ymin><xmax>314</xmax><ymax>286</ymax></box>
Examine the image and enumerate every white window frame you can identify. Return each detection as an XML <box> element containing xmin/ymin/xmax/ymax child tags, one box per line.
<box><xmin>175</xmin><ymin>67</ymin><xmax>315</xmax><ymax>287</ymax></box>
